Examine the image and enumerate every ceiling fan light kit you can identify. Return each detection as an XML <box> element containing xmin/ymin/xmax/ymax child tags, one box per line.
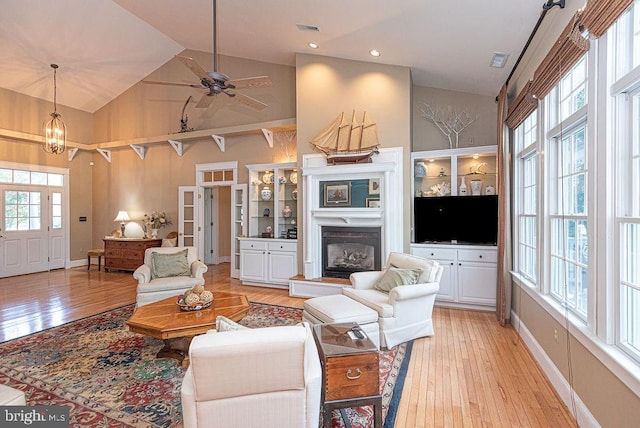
<box><xmin>143</xmin><ymin>0</ymin><xmax>272</xmax><ymax>111</ymax></box>
<box><xmin>42</xmin><ymin>64</ymin><xmax>67</xmax><ymax>155</ymax></box>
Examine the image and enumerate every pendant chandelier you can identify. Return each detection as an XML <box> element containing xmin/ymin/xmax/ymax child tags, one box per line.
<box><xmin>42</xmin><ymin>64</ymin><xmax>66</xmax><ymax>154</ymax></box>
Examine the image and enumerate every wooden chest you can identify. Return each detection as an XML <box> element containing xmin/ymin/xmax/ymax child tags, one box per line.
<box><xmin>103</xmin><ymin>238</ymin><xmax>161</xmax><ymax>272</ymax></box>
<box><xmin>313</xmin><ymin>322</ymin><xmax>382</xmax><ymax>427</ymax></box>
<box><xmin>324</xmin><ymin>352</ymin><xmax>379</xmax><ymax>401</ymax></box>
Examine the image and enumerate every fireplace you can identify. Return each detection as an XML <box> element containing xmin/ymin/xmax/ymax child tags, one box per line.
<box><xmin>322</xmin><ymin>226</ymin><xmax>382</xmax><ymax>278</ymax></box>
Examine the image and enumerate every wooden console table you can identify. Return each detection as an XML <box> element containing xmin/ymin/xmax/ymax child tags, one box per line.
<box><xmin>103</xmin><ymin>238</ymin><xmax>161</xmax><ymax>272</ymax></box>
<box><xmin>313</xmin><ymin>322</ymin><xmax>382</xmax><ymax>428</ymax></box>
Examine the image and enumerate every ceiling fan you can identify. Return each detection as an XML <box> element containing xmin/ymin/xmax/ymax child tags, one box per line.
<box><xmin>144</xmin><ymin>0</ymin><xmax>272</xmax><ymax>110</ymax></box>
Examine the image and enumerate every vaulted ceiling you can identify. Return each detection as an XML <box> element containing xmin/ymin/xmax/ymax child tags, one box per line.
<box><xmin>0</xmin><ymin>0</ymin><xmax>544</xmax><ymax>113</ymax></box>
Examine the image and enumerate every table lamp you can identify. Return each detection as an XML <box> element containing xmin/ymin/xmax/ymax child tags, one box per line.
<box><xmin>114</xmin><ymin>210</ymin><xmax>130</xmax><ymax>238</ymax></box>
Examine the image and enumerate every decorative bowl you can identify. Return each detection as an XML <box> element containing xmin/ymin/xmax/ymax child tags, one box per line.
<box><xmin>177</xmin><ymin>298</ymin><xmax>212</xmax><ymax>311</ymax></box>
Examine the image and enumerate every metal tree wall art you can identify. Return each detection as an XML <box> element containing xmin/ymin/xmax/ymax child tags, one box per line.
<box><xmin>274</xmin><ymin>129</ymin><xmax>297</xmax><ymax>162</ymax></box>
<box><xmin>418</xmin><ymin>102</ymin><xmax>478</xmax><ymax>149</ymax></box>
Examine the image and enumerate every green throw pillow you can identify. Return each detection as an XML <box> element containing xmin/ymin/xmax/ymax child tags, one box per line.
<box><xmin>151</xmin><ymin>249</ymin><xmax>190</xmax><ymax>279</ymax></box>
<box><xmin>374</xmin><ymin>266</ymin><xmax>423</xmax><ymax>293</ymax></box>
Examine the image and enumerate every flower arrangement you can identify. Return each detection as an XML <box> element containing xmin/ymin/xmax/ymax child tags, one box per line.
<box><xmin>143</xmin><ymin>211</ymin><xmax>172</xmax><ymax>229</ymax></box>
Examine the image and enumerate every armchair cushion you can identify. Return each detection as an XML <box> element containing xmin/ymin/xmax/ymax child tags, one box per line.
<box><xmin>151</xmin><ymin>249</ymin><xmax>190</xmax><ymax>279</ymax></box>
<box><xmin>374</xmin><ymin>267</ymin><xmax>423</xmax><ymax>293</ymax></box>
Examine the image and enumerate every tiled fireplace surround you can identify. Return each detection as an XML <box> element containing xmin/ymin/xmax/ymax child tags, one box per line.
<box><xmin>290</xmin><ymin>147</ymin><xmax>404</xmax><ymax>297</ymax></box>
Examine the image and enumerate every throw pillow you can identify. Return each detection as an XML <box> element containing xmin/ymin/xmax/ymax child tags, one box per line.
<box><xmin>374</xmin><ymin>266</ymin><xmax>423</xmax><ymax>293</ymax></box>
<box><xmin>161</xmin><ymin>238</ymin><xmax>177</xmax><ymax>247</ymax></box>
<box><xmin>216</xmin><ymin>315</ymin><xmax>249</xmax><ymax>332</ymax></box>
<box><xmin>151</xmin><ymin>249</ymin><xmax>190</xmax><ymax>279</ymax></box>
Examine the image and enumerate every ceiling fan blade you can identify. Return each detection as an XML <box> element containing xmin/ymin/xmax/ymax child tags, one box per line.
<box><xmin>176</xmin><ymin>55</ymin><xmax>210</xmax><ymax>81</ymax></box>
<box><xmin>231</xmin><ymin>91</ymin><xmax>268</xmax><ymax>111</ymax></box>
<box><xmin>228</xmin><ymin>76</ymin><xmax>273</xmax><ymax>90</ymax></box>
<box><xmin>195</xmin><ymin>94</ymin><xmax>216</xmax><ymax>109</ymax></box>
<box><xmin>143</xmin><ymin>80</ymin><xmax>195</xmax><ymax>87</ymax></box>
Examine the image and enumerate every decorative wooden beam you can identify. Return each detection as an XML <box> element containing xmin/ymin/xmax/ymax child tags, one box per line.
<box><xmin>96</xmin><ymin>148</ymin><xmax>111</xmax><ymax>163</ymax></box>
<box><xmin>261</xmin><ymin>128</ymin><xmax>274</xmax><ymax>148</ymax></box>
<box><xmin>211</xmin><ymin>135</ymin><xmax>225</xmax><ymax>152</ymax></box>
<box><xmin>168</xmin><ymin>140</ymin><xmax>183</xmax><ymax>156</ymax></box>
<box><xmin>130</xmin><ymin>144</ymin><xmax>147</xmax><ymax>160</ymax></box>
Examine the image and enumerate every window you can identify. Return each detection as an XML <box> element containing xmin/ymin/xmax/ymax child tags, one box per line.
<box><xmin>515</xmin><ymin>111</ymin><xmax>538</xmax><ymax>283</ymax></box>
<box><xmin>4</xmin><ymin>191</ymin><xmax>41</xmax><ymax>231</ymax></box>
<box><xmin>51</xmin><ymin>192</ymin><xmax>62</xmax><ymax>229</ymax></box>
<box><xmin>612</xmin><ymin>1</ymin><xmax>640</xmax><ymax>80</ymax></box>
<box><xmin>0</xmin><ymin>168</ymin><xmax>63</xmax><ymax>187</ymax></box>
<box><xmin>617</xmin><ymin>87</ymin><xmax>640</xmax><ymax>361</ymax></box>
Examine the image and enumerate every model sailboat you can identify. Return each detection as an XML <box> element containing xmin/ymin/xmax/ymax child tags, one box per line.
<box><xmin>310</xmin><ymin>111</ymin><xmax>380</xmax><ymax>164</ymax></box>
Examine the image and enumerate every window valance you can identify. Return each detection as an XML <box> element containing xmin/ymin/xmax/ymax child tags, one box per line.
<box><xmin>506</xmin><ymin>0</ymin><xmax>634</xmax><ymax>129</ymax></box>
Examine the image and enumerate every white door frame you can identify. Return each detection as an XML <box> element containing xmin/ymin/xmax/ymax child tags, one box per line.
<box><xmin>0</xmin><ymin>161</ymin><xmax>69</xmax><ymax>276</ymax></box>
<box><xmin>195</xmin><ymin>162</ymin><xmax>238</xmax><ymax>263</ymax></box>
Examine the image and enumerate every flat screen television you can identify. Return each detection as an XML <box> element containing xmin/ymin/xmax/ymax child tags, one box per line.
<box><xmin>414</xmin><ymin>195</ymin><xmax>498</xmax><ymax>245</ymax></box>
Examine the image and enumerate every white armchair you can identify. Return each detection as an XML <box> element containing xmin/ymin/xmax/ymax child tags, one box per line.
<box><xmin>133</xmin><ymin>246</ymin><xmax>208</xmax><ymax>307</ymax></box>
<box><xmin>181</xmin><ymin>323</ymin><xmax>322</xmax><ymax>428</ymax></box>
<box><xmin>343</xmin><ymin>252</ymin><xmax>443</xmax><ymax>349</ymax></box>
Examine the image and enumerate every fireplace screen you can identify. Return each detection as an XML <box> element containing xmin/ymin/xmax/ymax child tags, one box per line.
<box><xmin>322</xmin><ymin>226</ymin><xmax>381</xmax><ymax>278</ymax></box>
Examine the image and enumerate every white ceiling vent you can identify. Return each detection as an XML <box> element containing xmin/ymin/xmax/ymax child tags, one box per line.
<box><xmin>490</xmin><ymin>52</ymin><xmax>509</xmax><ymax>68</ymax></box>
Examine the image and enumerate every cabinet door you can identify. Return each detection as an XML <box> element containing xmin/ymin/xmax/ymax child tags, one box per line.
<box><xmin>457</xmin><ymin>262</ymin><xmax>497</xmax><ymax>306</ymax></box>
<box><xmin>434</xmin><ymin>259</ymin><xmax>457</xmax><ymax>302</ymax></box>
<box><xmin>267</xmin><ymin>251</ymin><xmax>297</xmax><ymax>285</ymax></box>
<box><xmin>240</xmin><ymin>249</ymin><xmax>267</xmax><ymax>282</ymax></box>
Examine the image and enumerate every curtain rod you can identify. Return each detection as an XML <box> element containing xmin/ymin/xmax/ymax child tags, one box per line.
<box><xmin>503</xmin><ymin>0</ymin><xmax>566</xmax><ymax>89</ymax></box>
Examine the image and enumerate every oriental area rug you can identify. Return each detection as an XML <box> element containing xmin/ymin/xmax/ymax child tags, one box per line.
<box><xmin>0</xmin><ymin>302</ymin><xmax>412</xmax><ymax>428</ymax></box>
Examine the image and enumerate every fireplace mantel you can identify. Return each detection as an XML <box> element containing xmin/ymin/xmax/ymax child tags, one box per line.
<box><xmin>301</xmin><ymin>147</ymin><xmax>404</xmax><ymax>279</ymax></box>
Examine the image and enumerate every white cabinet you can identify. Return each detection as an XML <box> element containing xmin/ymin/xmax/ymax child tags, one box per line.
<box><xmin>411</xmin><ymin>244</ymin><xmax>497</xmax><ymax>310</ymax></box>
<box><xmin>239</xmin><ymin>238</ymin><xmax>297</xmax><ymax>289</ymax></box>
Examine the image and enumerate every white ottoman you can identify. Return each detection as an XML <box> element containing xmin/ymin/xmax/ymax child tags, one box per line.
<box><xmin>0</xmin><ymin>384</ymin><xmax>26</xmax><ymax>405</ymax></box>
<box><xmin>303</xmin><ymin>294</ymin><xmax>380</xmax><ymax>349</ymax></box>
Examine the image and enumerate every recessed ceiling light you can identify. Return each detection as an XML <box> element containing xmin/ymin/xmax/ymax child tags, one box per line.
<box><xmin>490</xmin><ymin>52</ymin><xmax>509</xmax><ymax>68</ymax></box>
<box><xmin>297</xmin><ymin>24</ymin><xmax>319</xmax><ymax>32</ymax></box>
<box><xmin>369</xmin><ymin>49</ymin><xmax>381</xmax><ymax>57</ymax></box>
<box><xmin>472</xmin><ymin>154</ymin><xmax>479</xmax><ymax>159</ymax></box>
<box><xmin>308</xmin><ymin>42</ymin><xmax>319</xmax><ymax>49</ymax></box>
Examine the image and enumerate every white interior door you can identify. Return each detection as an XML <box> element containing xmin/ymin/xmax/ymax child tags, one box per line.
<box><xmin>178</xmin><ymin>186</ymin><xmax>198</xmax><ymax>249</ymax></box>
<box><xmin>231</xmin><ymin>184</ymin><xmax>247</xmax><ymax>279</ymax></box>
<box><xmin>0</xmin><ymin>186</ymin><xmax>49</xmax><ymax>277</ymax></box>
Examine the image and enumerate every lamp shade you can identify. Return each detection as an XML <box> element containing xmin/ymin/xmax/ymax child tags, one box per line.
<box><xmin>114</xmin><ymin>211</ymin><xmax>130</xmax><ymax>222</ymax></box>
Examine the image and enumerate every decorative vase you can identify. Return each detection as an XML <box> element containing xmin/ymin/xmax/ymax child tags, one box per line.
<box><xmin>261</xmin><ymin>186</ymin><xmax>272</xmax><ymax>200</ymax></box>
<box><xmin>459</xmin><ymin>176</ymin><xmax>468</xmax><ymax>195</ymax></box>
<box><xmin>278</xmin><ymin>176</ymin><xmax>287</xmax><ymax>184</ymax></box>
<box><xmin>471</xmin><ymin>179</ymin><xmax>482</xmax><ymax>196</ymax></box>
<box><xmin>263</xmin><ymin>208</ymin><xmax>270</xmax><ymax>217</ymax></box>
<box><xmin>485</xmin><ymin>185</ymin><xmax>495</xmax><ymax>195</ymax></box>
<box><xmin>282</xmin><ymin>205</ymin><xmax>292</xmax><ymax>218</ymax></box>
<box><xmin>292</xmin><ymin>188</ymin><xmax>298</xmax><ymax>200</ymax></box>
<box><xmin>289</xmin><ymin>171</ymin><xmax>298</xmax><ymax>184</ymax></box>
<box><xmin>414</xmin><ymin>162</ymin><xmax>427</xmax><ymax>178</ymax></box>
<box><xmin>150</xmin><ymin>228</ymin><xmax>159</xmax><ymax>239</ymax></box>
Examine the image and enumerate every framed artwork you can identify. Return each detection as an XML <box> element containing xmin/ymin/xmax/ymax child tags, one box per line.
<box><xmin>369</xmin><ymin>178</ymin><xmax>380</xmax><ymax>195</ymax></box>
<box><xmin>366</xmin><ymin>198</ymin><xmax>381</xmax><ymax>208</ymax></box>
<box><xmin>323</xmin><ymin>182</ymin><xmax>351</xmax><ymax>207</ymax></box>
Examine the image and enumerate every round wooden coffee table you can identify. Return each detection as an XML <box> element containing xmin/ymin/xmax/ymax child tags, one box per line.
<box><xmin>126</xmin><ymin>291</ymin><xmax>250</xmax><ymax>364</ymax></box>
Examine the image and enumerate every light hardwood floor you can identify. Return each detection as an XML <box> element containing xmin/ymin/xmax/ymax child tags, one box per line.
<box><xmin>0</xmin><ymin>263</ymin><xmax>576</xmax><ymax>427</ymax></box>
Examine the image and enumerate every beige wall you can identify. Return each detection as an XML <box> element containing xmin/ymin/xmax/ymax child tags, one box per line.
<box><xmin>412</xmin><ymin>85</ymin><xmax>497</xmax><ymax>151</ymax></box>
<box><xmin>295</xmin><ymin>53</ymin><xmax>412</xmax><ymax>258</ymax></box>
<box><xmin>93</xmin><ymin>51</ymin><xmax>296</xmax><ymax>143</ymax></box>
<box><xmin>0</xmin><ymin>87</ymin><xmax>94</xmax><ymax>262</ymax></box>
<box><xmin>507</xmin><ymin>3</ymin><xmax>640</xmax><ymax>425</ymax></box>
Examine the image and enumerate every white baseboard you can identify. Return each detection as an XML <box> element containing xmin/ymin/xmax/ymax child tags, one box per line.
<box><xmin>510</xmin><ymin>310</ymin><xmax>600</xmax><ymax>428</ymax></box>
<box><xmin>68</xmin><ymin>259</ymin><xmax>87</xmax><ymax>268</ymax></box>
